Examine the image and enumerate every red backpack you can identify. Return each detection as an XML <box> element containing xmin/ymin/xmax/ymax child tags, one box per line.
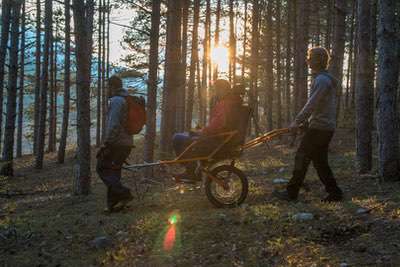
<box><xmin>124</xmin><ymin>95</ymin><xmax>146</xmax><ymax>135</ymax></box>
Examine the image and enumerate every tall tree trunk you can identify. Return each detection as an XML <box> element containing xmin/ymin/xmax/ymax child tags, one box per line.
<box><xmin>376</xmin><ymin>0</ymin><xmax>400</xmax><ymax>180</ymax></box>
<box><xmin>345</xmin><ymin>1</ymin><xmax>356</xmax><ymax>109</ymax></box>
<box><xmin>294</xmin><ymin>0</ymin><xmax>309</xmax><ymax>113</ymax></box>
<box><xmin>33</xmin><ymin>0</ymin><xmax>41</xmax><ymax>155</ymax></box>
<box><xmin>228</xmin><ymin>0</ymin><xmax>236</xmax><ymax>84</ymax></box>
<box><xmin>106</xmin><ymin>0</ymin><xmax>110</xmax><ymax>80</ymax></box>
<box><xmin>48</xmin><ymin>28</ymin><xmax>57</xmax><ymax>152</ymax></box>
<box><xmin>285</xmin><ymin>0</ymin><xmax>293</xmax><ymax>124</ymax></box>
<box><xmin>176</xmin><ymin>0</ymin><xmax>189</xmax><ymax>132</ymax></box>
<box><xmin>356</xmin><ymin>0</ymin><xmax>374</xmax><ymax>174</ymax></box>
<box><xmin>0</xmin><ymin>0</ymin><xmax>12</xmax><ymax>155</ymax></box>
<box><xmin>16</xmin><ymin>1</ymin><xmax>26</xmax><ymax>158</ymax></box>
<box><xmin>53</xmin><ymin>30</ymin><xmax>58</xmax><ymax>152</ymax></box>
<box><xmin>350</xmin><ymin>11</ymin><xmax>358</xmax><ymax>108</ymax></box>
<box><xmin>160</xmin><ymin>0</ymin><xmax>182</xmax><ymax>153</ymax></box>
<box><xmin>143</xmin><ymin>0</ymin><xmax>161</xmax><ymax>175</ymax></box>
<box><xmin>329</xmin><ymin>0</ymin><xmax>347</xmax><ymax>121</ymax></box>
<box><xmin>213</xmin><ymin>0</ymin><xmax>221</xmax><ymax>82</ymax></box>
<box><xmin>250</xmin><ymin>0</ymin><xmax>260</xmax><ymax>133</ymax></box>
<box><xmin>58</xmin><ymin>0</ymin><xmax>71</xmax><ymax>164</ymax></box>
<box><xmin>101</xmin><ymin>0</ymin><xmax>106</xmax><ymax>136</ymax></box>
<box><xmin>1</xmin><ymin>0</ymin><xmax>22</xmax><ymax>175</ymax></box>
<box><xmin>275</xmin><ymin>0</ymin><xmax>282</xmax><ymax>129</ymax></box>
<box><xmin>72</xmin><ymin>0</ymin><xmax>95</xmax><ymax>194</ymax></box>
<box><xmin>241</xmin><ymin>0</ymin><xmax>248</xmax><ymax>81</ymax></box>
<box><xmin>325</xmin><ymin>0</ymin><xmax>334</xmax><ymax>50</ymax></box>
<box><xmin>35</xmin><ymin>0</ymin><xmax>52</xmax><ymax>169</ymax></box>
<box><xmin>314</xmin><ymin>0</ymin><xmax>321</xmax><ymax>46</ymax></box>
<box><xmin>96</xmin><ymin>0</ymin><xmax>102</xmax><ymax>147</ymax></box>
<box><xmin>265</xmin><ymin>0</ymin><xmax>274</xmax><ymax>131</ymax></box>
<box><xmin>200</xmin><ymin>0</ymin><xmax>210</xmax><ymax>126</ymax></box>
<box><xmin>185</xmin><ymin>0</ymin><xmax>200</xmax><ymax>131</ymax></box>
<box><xmin>48</xmin><ymin>30</ymin><xmax>56</xmax><ymax>152</ymax></box>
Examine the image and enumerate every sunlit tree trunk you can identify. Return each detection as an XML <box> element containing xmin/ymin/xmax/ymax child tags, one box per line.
<box><xmin>185</xmin><ymin>0</ymin><xmax>200</xmax><ymax>131</ymax></box>
<box><xmin>376</xmin><ymin>0</ymin><xmax>400</xmax><ymax>180</ymax></box>
<box><xmin>16</xmin><ymin>1</ymin><xmax>26</xmax><ymax>158</ymax></box>
<box><xmin>200</xmin><ymin>0</ymin><xmax>210</xmax><ymax>126</ymax></box>
<box><xmin>228</xmin><ymin>0</ymin><xmax>236</xmax><ymax>84</ymax></box>
<box><xmin>213</xmin><ymin>0</ymin><xmax>221</xmax><ymax>82</ymax></box>
<box><xmin>72</xmin><ymin>0</ymin><xmax>95</xmax><ymax>194</ymax></box>
<box><xmin>58</xmin><ymin>0</ymin><xmax>71</xmax><ymax>164</ymax></box>
<box><xmin>1</xmin><ymin>0</ymin><xmax>22</xmax><ymax>175</ymax></box>
<box><xmin>241</xmin><ymin>0</ymin><xmax>248</xmax><ymax>81</ymax></box>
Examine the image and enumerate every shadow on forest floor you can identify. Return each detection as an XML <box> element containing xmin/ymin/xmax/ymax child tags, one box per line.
<box><xmin>1</xmin><ymin>129</ymin><xmax>400</xmax><ymax>267</ymax></box>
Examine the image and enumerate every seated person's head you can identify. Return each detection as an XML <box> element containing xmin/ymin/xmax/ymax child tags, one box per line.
<box><xmin>108</xmin><ymin>75</ymin><xmax>123</xmax><ymax>97</ymax></box>
<box><xmin>232</xmin><ymin>84</ymin><xmax>246</xmax><ymax>97</ymax></box>
<box><xmin>214</xmin><ymin>79</ymin><xmax>231</xmax><ymax>100</ymax></box>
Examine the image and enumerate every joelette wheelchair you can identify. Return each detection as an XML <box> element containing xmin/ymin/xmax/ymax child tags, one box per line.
<box><xmin>123</xmin><ymin>105</ymin><xmax>291</xmax><ymax>208</ymax></box>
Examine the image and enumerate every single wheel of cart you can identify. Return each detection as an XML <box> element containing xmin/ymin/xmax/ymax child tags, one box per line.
<box><xmin>205</xmin><ymin>164</ymin><xmax>248</xmax><ymax>208</ymax></box>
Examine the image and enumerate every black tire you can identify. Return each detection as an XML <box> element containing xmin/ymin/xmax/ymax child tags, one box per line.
<box><xmin>205</xmin><ymin>165</ymin><xmax>248</xmax><ymax>208</ymax></box>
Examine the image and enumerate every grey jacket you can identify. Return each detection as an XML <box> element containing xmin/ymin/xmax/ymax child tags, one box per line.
<box><xmin>104</xmin><ymin>89</ymin><xmax>133</xmax><ymax>147</ymax></box>
<box><xmin>295</xmin><ymin>70</ymin><xmax>338</xmax><ymax>131</ymax></box>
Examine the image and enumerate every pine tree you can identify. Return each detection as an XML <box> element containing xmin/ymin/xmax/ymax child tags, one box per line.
<box><xmin>58</xmin><ymin>0</ymin><xmax>72</xmax><ymax>164</ymax></box>
<box><xmin>35</xmin><ymin>0</ymin><xmax>52</xmax><ymax>169</ymax></box>
<box><xmin>355</xmin><ymin>0</ymin><xmax>374</xmax><ymax>173</ymax></box>
<box><xmin>160</xmin><ymin>0</ymin><xmax>183</xmax><ymax>153</ymax></box>
<box><xmin>376</xmin><ymin>0</ymin><xmax>400</xmax><ymax>180</ymax></box>
<box><xmin>16</xmin><ymin>0</ymin><xmax>26</xmax><ymax>158</ymax></box>
<box><xmin>143</xmin><ymin>0</ymin><xmax>161</xmax><ymax>175</ymax></box>
<box><xmin>0</xmin><ymin>0</ymin><xmax>12</xmax><ymax>154</ymax></box>
<box><xmin>185</xmin><ymin>0</ymin><xmax>200</xmax><ymax>131</ymax></box>
<box><xmin>1</xmin><ymin>0</ymin><xmax>22</xmax><ymax>175</ymax></box>
<box><xmin>72</xmin><ymin>0</ymin><xmax>95</xmax><ymax>194</ymax></box>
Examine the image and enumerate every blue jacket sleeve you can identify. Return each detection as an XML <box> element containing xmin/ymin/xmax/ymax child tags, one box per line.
<box><xmin>295</xmin><ymin>76</ymin><xmax>331</xmax><ymax>124</ymax></box>
<box><xmin>104</xmin><ymin>96</ymin><xmax>126</xmax><ymax>145</ymax></box>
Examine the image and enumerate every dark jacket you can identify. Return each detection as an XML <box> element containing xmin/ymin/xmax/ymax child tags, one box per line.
<box><xmin>104</xmin><ymin>89</ymin><xmax>133</xmax><ymax>147</ymax></box>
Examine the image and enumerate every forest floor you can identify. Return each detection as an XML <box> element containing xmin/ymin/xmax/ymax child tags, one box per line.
<box><xmin>1</xmin><ymin>129</ymin><xmax>400</xmax><ymax>267</ymax></box>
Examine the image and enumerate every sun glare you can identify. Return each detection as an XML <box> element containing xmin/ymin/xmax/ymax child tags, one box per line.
<box><xmin>211</xmin><ymin>45</ymin><xmax>230</xmax><ymax>72</ymax></box>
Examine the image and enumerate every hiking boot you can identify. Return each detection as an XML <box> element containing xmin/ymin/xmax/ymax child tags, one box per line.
<box><xmin>107</xmin><ymin>187</ymin><xmax>133</xmax><ymax>212</ymax></box>
<box><xmin>322</xmin><ymin>189</ymin><xmax>343</xmax><ymax>203</ymax></box>
<box><xmin>272</xmin><ymin>190</ymin><xmax>297</xmax><ymax>202</ymax></box>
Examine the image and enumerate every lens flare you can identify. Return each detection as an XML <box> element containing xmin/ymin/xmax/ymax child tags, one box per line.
<box><xmin>168</xmin><ymin>214</ymin><xmax>178</xmax><ymax>225</ymax></box>
<box><xmin>163</xmin><ymin>212</ymin><xmax>180</xmax><ymax>252</ymax></box>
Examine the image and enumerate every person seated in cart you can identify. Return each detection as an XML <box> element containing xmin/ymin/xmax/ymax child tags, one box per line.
<box><xmin>172</xmin><ymin>79</ymin><xmax>244</xmax><ymax>183</ymax></box>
